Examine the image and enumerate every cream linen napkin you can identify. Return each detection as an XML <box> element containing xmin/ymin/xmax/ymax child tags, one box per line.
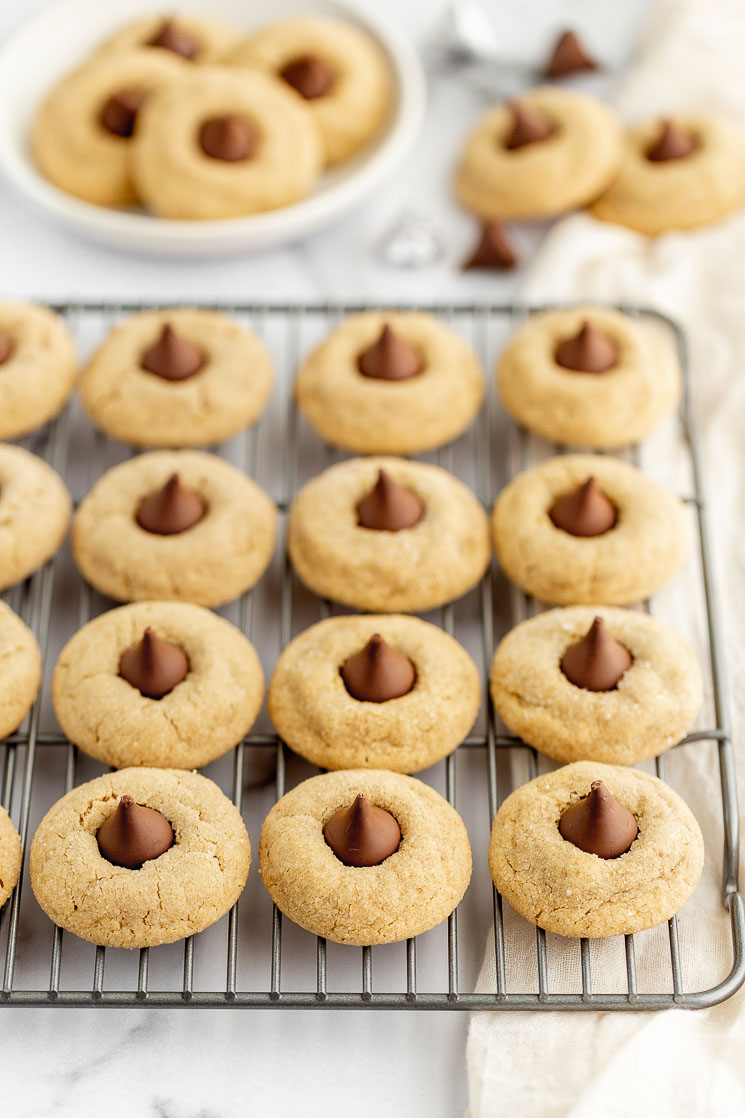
<box><xmin>467</xmin><ymin>2</ymin><xmax>745</xmax><ymax>1115</ymax></box>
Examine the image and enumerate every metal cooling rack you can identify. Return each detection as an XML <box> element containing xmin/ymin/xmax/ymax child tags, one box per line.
<box><xmin>0</xmin><ymin>301</ymin><xmax>742</xmax><ymax>1011</ymax></box>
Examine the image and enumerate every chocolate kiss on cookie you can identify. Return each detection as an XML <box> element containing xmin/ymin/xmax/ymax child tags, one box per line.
<box><xmin>545</xmin><ymin>30</ymin><xmax>598</xmax><ymax>78</ymax></box>
<box><xmin>561</xmin><ymin>617</ymin><xmax>632</xmax><ymax>691</ymax></box>
<box><xmin>549</xmin><ymin>477</ymin><xmax>617</xmax><ymax>537</ymax></box>
<box><xmin>0</xmin><ymin>328</ymin><xmax>14</xmax><ymax>365</ymax></box>
<box><xmin>341</xmin><ymin>633</ymin><xmax>416</xmax><ymax>702</ymax></box>
<box><xmin>559</xmin><ymin>780</ymin><xmax>638</xmax><ymax>858</ymax></box>
<box><xmin>136</xmin><ymin>473</ymin><xmax>206</xmax><ymax>535</ymax></box>
<box><xmin>555</xmin><ymin>321</ymin><xmax>618</xmax><ymax>373</ymax></box>
<box><xmin>646</xmin><ymin>120</ymin><xmax>698</xmax><ymax>163</ymax></box>
<box><xmin>119</xmin><ymin>627</ymin><xmax>189</xmax><ymax>699</ymax></box>
<box><xmin>97</xmin><ymin>794</ymin><xmax>174</xmax><ymax>869</ymax></box>
<box><xmin>281</xmin><ymin>55</ymin><xmax>335</xmax><ymax>100</ymax></box>
<box><xmin>146</xmin><ymin>18</ymin><xmax>200</xmax><ymax>60</ymax></box>
<box><xmin>505</xmin><ymin>102</ymin><xmax>556</xmax><ymax>150</ymax></box>
<box><xmin>324</xmin><ymin>793</ymin><xmax>401</xmax><ymax>867</ymax></box>
<box><xmin>141</xmin><ymin>324</ymin><xmax>205</xmax><ymax>381</ymax></box>
<box><xmin>357</xmin><ymin>469</ymin><xmax>424</xmax><ymax>531</ymax></box>
<box><xmin>100</xmin><ymin>89</ymin><xmax>146</xmax><ymax>138</ymax></box>
<box><xmin>358</xmin><ymin>324</ymin><xmax>423</xmax><ymax>381</ymax></box>
<box><xmin>199</xmin><ymin>115</ymin><xmax>257</xmax><ymax>162</ymax></box>
<box><xmin>463</xmin><ymin>220</ymin><xmax>518</xmax><ymax>271</ymax></box>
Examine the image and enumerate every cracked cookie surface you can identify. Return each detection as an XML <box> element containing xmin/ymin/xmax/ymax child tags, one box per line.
<box><xmin>0</xmin><ymin>602</ymin><xmax>42</xmax><ymax>741</ymax></box>
<box><xmin>0</xmin><ymin>444</ymin><xmax>72</xmax><ymax>592</ymax></box>
<box><xmin>0</xmin><ymin>301</ymin><xmax>79</xmax><ymax>441</ymax></box>
<box><xmin>0</xmin><ymin>805</ymin><xmax>22</xmax><ymax>910</ymax></box>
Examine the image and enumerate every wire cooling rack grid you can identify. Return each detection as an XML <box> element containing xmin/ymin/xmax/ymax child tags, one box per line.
<box><xmin>0</xmin><ymin>301</ymin><xmax>742</xmax><ymax>1010</ymax></box>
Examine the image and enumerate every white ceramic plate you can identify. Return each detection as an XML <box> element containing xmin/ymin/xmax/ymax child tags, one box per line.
<box><xmin>0</xmin><ymin>0</ymin><xmax>425</xmax><ymax>257</ymax></box>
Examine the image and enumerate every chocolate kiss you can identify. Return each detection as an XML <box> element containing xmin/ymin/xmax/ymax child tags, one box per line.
<box><xmin>136</xmin><ymin>473</ymin><xmax>206</xmax><ymax>535</ymax></box>
<box><xmin>646</xmin><ymin>120</ymin><xmax>698</xmax><ymax>162</ymax></box>
<box><xmin>358</xmin><ymin>324</ymin><xmax>423</xmax><ymax>381</ymax></box>
<box><xmin>100</xmin><ymin>89</ymin><xmax>146</xmax><ymax>138</ymax></box>
<box><xmin>505</xmin><ymin>101</ymin><xmax>556</xmax><ymax>150</ymax></box>
<box><xmin>555</xmin><ymin>321</ymin><xmax>619</xmax><ymax>373</ymax></box>
<box><xmin>281</xmin><ymin>55</ymin><xmax>335</xmax><ymax>100</ymax></box>
<box><xmin>0</xmin><ymin>328</ymin><xmax>14</xmax><ymax>365</ymax></box>
<box><xmin>141</xmin><ymin>324</ymin><xmax>205</xmax><ymax>381</ymax></box>
<box><xmin>324</xmin><ymin>793</ymin><xmax>401</xmax><ymax>867</ymax></box>
<box><xmin>357</xmin><ymin>469</ymin><xmax>424</xmax><ymax>531</ymax></box>
<box><xmin>199</xmin><ymin>115</ymin><xmax>256</xmax><ymax>162</ymax></box>
<box><xmin>549</xmin><ymin>477</ymin><xmax>617</xmax><ymax>537</ymax></box>
<box><xmin>341</xmin><ymin>634</ymin><xmax>416</xmax><ymax>703</ymax></box>
<box><xmin>97</xmin><ymin>795</ymin><xmax>174</xmax><ymax>869</ymax></box>
<box><xmin>545</xmin><ymin>30</ymin><xmax>598</xmax><ymax>78</ymax></box>
<box><xmin>561</xmin><ymin>617</ymin><xmax>632</xmax><ymax>691</ymax></box>
<box><xmin>119</xmin><ymin>627</ymin><xmax>189</xmax><ymax>699</ymax></box>
<box><xmin>146</xmin><ymin>18</ymin><xmax>200</xmax><ymax>60</ymax></box>
<box><xmin>463</xmin><ymin>220</ymin><xmax>518</xmax><ymax>271</ymax></box>
<box><xmin>559</xmin><ymin>780</ymin><xmax>638</xmax><ymax>858</ymax></box>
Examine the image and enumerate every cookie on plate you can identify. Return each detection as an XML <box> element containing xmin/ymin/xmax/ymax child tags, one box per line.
<box><xmin>489</xmin><ymin>760</ymin><xmax>704</xmax><ymax>937</ymax></box>
<box><xmin>32</xmin><ymin>49</ymin><xmax>189</xmax><ymax>207</ymax></box>
<box><xmin>455</xmin><ymin>87</ymin><xmax>622</xmax><ymax>219</ymax></box>
<box><xmin>30</xmin><ymin>768</ymin><xmax>250</xmax><ymax>948</ymax></box>
<box><xmin>131</xmin><ymin>66</ymin><xmax>322</xmax><ymax>219</ymax></box>
<box><xmin>229</xmin><ymin>16</ymin><xmax>391</xmax><ymax>166</ymax></box>
<box><xmin>52</xmin><ymin>601</ymin><xmax>264</xmax><ymax>769</ymax></box>
<box><xmin>288</xmin><ymin>457</ymin><xmax>491</xmax><ymax>613</ymax></box>
<box><xmin>269</xmin><ymin>614</ymin><xmax>481</xmax><ymax>772</ymax></box>
<box><xmin>295</xmin><ymin>312</ymin><xmax>484</xmax><ymax>455</ymax></box>
<box><xmin>497</xmin><ymin>306</ymin><xmax>680</xmax><ymax>448</ymax></box>
<box><xmin>0</xmin><ymin>602</ymin><xmax>42</xmax><ymax>741</ymax></box>
<box><xmin>0</xmin><ymin>444</ymin><xmax>71</xmax><ymax>591</ymax></box>
<box><xmin>72</xmin><ymin>450</ymin><xmax>277</xmax><ymax>606</ymax></box>
<box><xmin>0</xmin><ymin>301</ymin><xmax>78</xmax><ymax>441</ymax></box>
<box><xmin>95</xmin><ymin>14</ymin><xmax>240</xmax><ymax>63</ymax></box>
<box><xmin>0</xmin><ymin>805</ymin><xmax>22</xmax><ymax>910</ymax></box>
<box><xmin>490</xmin><ymin>606</ymin><xmax>702</xmax><ymax>764</ymax></box>
<box><xmin>260</xmin><ymin>769</ymin><xmax>472</xmax><ymax>945</ymax></box>
<box><xmin>590</xmin><ymin>116</ymin><xmax>745</xmax><ymax>235</ymax></box>
<box><xmin>492</xmin><ymin>454</ymin><xmax>689</xmax><ymax>605</ymax></box>
<box><xmin>80</xmin><ymin>308</ymin><xmax>274</xmax><ymax>447</ymax></box>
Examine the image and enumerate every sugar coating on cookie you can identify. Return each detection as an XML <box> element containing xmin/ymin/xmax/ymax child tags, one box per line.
<box><xmin>590</xmin><ymin>115</ymin><xmax>745</xmax><ymax>235</ymax></box>
<box><xmin>0</xmin><ymin>301</ymin><xmax>79</xmax><ymax>441</ymax></box>
<box><xmin>0</xmin><ymin>602</ymin><xmax>42</xmax><ymax>741</ymax></box>
<box><xmin>73</xmin><ymin>449</ymin><xmax>277</xmax><ymax>606</ymax></box>
<box><xmin>491</xmin><ymin>606</ymin><xmax>702</xmax><ymax>764</ymax></box>
<box><xmin>0</xmin><ymin>444</ymin><xmax>72</xmax><ymax>592</ymax></box>
<box><xmin>289</xmin><ymin>456</ymin><xmax>491</xmax><ymax>613</ymax></box>
<box><xmin>95</xmin><ymin>15</ymin><xmax>241</xmax><ymax>64</ymax></box>
<box><xmin>260</xmin><ymin>769</ymin><xmax>472</xmax><ymax>945</ymax></box>
<box><xmin>455</xmin><ymin>87</ymin><xmax>623</xmax><ymax>219</ymax></box>
<box><xmin>80</xmin><ymin>307</ymin><xmax>274</xmax><ymax>447</ymax></box>
<box><xmin>268</xmin><ymin>614</ymin><xmax>481</xmax><ymax>772</ymax></box>
<box><xmin>492</xmin><ymin>454</ymin><xmax>689</xmax><ymax>605</ymax></box>
<box><xmin>229</xmin><ymin>17</ymin><xmax>392</xmax><ymax>166</ymax></box>
<box><xmin>0</xmin><ymin>804</ymin><xmax>23</xmax><ymax>910</ymax></box>
<box><xmin>295</xmin><ymin>311</ymin><xmax>485</xmax><ymax>455</ymax></box>
<box><xmin>497</xmin><ymin>306</ymin><xmax>680</xmax><ymax>449</ymax></box>
<box><xmin>30</xmin><ymin>767</ymin><xmax>251</xmax><ymax>948</ymax></box>
<box><xmin>489</xmin><ymin>760</ymin><xmax>704</xmax><ymax>938</ymax></box>
<box><xmin>53</xmin><ymin>601</ymin><xmax>264</xmax><ymax>768</ymax></box>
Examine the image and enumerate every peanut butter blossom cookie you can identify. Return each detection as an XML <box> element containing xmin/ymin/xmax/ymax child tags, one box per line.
<box><xmin>0</xmin><ymin>805</ymin><xmax>22</xmax><ymax>910</ymax></box>
<box><xmin>0</xmin><ymin>301</ymin><xmax>78</xmax><ymax>441</ymax></box>
<box><xmin>289</xmin><ymin>457</ymin><xmax>491</xmax><ymax>612</ymax></box>
<box><xmin>30</xmin><ymin>768</ymin><xmax>250</xmax><ymax>948</ymax></box>
<box><xmin>0</xmin><ymin>602</ymin><xmax>42</xmax><ymax>740</ymax></box>
<box><xmin>130</xmin><ymin>66</ymin><xmax>322</xmax><ymax>219</ymax></box>
<box><xmin>295</xmin><ymin>312</ymin><xmax>485</xmax><ymax>455</ymax></box>
<box><xmin>53</xmin><ymin>601</ymin><xmax>264</xmax><ymax>769</ymax></box>
<box><xmin>260</xmin><ymin>769</ymin><xmax>471</xmax><ymax>945</ymax></box>
<box><xmin>73</xmin><ymin>450</ymin><xmax>276</xmax><ymax>606</ymax></box>
<box><xmin>268</xmin><ymin>614</ymin><xmax>481</xmax><ymax>772</ymax></box>
<box><xmin>80</xmin><ymin>308</ymin><xmax>274</xmax><ymax>447</ymax></box>
<box><xmin>497</xmin><ymin>306</ymin><xmax>681</xmax><ymax>449</ymax></box>
<box><xmin>95</xmin><ymin>15</ymin><xmax>240</xmax><ymax>64</ymax></box>
<box><xmin>0</xmin><ymin>444</ymin><xmax>72</xmax><ymax>592</ymax></box>
<box><xmin>229</xmin><ymin>17</ymin><xmax>392</xmax><ymax>166</ymax></box>
<box><xmin>32</xmin><ymin>49</ymin><xmax>189</xmax><ymax>207</ymax></box>
<box><xmin>490</xmin><ymin>606</ymin><xmax>702</xmax><ymax>764</ymax></box>
<box><xmin>455</xmin><ymin>87</ymin><xmax>622</xmax><ymax>219</ymax></box>
<box><xmin>489</xmin><ymin>761</ymin><xmax>704</xmax><ymax>938</ymax></box>
<box><xmin>492</xmin><ymin>454</ymin><xmax>689</xmax><ymax>605</ymax></box>
<box><xmin>590</xmin><ymin>116</ymin><xmax>745</xmax><ymax>235</ymax></box>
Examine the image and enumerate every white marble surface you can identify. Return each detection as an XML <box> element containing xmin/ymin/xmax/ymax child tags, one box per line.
<box><xmin>0</xmin><ymin>2</ymin><xmax>650</xmax><ymax>1115</ymax></box>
